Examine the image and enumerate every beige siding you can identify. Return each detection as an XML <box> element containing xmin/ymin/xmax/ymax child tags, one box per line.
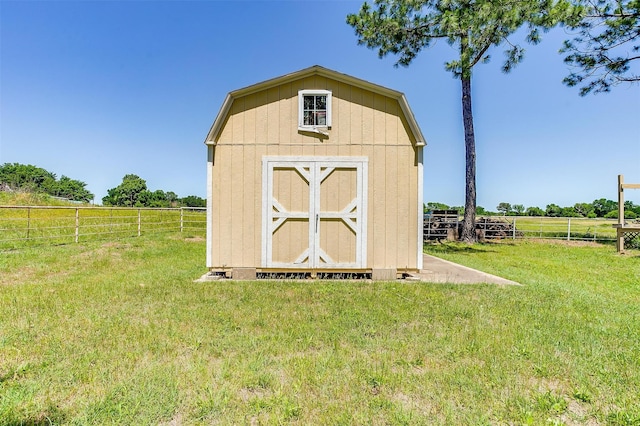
<box><xmin>209</xmin><ymin>145</ymin><xmax>419</xmax><ymax>270</ymax></box>
<box><xmin>349</xmin><ymin>87</ymin><xmax>363</xmax><ymax>146</ymax></box>
<box><xmin>208</xmin><ymin>74</ymin><xmax>420</xmax><ymax>270</ymax></box>
<box><xmin>215</xmin><ymin>76</ymin><xmax>415</xmax><ymax>147</ymax></box>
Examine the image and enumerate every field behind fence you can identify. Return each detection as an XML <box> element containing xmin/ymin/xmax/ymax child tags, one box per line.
<box><xmin>0</xmin><ymin>206</ymin><xmax>623</xmax><ymax>249</ymax></box>
<box><xmin>426</xmin><ymin>215</ymin><xmax>620</xmax><ymax>243</ymax></box>
<box><xmin>0</xmin><ymin>206</ymin><xmax>206</xmax><ymax>249</ymax></box>
<box><xmin>507</xmin><ymin>216</ymin><xmax>618</xmax><ymax>241</ymax></box>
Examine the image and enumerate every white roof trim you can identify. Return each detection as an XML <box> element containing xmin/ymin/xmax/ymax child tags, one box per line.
<box><xmin>204</xmin><ymin>65</ymin><xmax>426</xmax><ymax>147</ymax></box>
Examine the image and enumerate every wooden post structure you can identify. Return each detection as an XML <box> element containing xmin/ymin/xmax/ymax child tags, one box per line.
<box><xmin>618</xmin><ymin>175</ymin><xmax>625</xmax><ymax>226</ymax></box>
<box><xmin>615</xmin><ymin>174</ymin><xmax>640</xmax><ymax>253</ymax></box>
<box><xmin>617</xmin><ymin>175</ymin><xmax>625</xmax><ymax>252</ymax></box>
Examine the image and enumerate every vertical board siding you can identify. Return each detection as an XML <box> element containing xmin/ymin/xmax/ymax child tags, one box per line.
<box><xmin>329</xmin><ymin>81</ymin><xmax>341</xmax><ymax>142</ymax></box>
<box><xmin>397</xmin><ymin>145</ymin><xmax>411</xmax><ymax>268</ymax></box>
<box><xmin>231</xmin><ymin>98</ymin><xmax>244</xmax><ymax>143</ymax></box>
<box><xmin>385</xmin><ymin>98</ymin><xmax>399</xmax><ymax>145</ymax></box>
<box><xmin>218</xmin><ymin>146</ymin><xmax>232</xmax><ymax>266</ymax></box>
<box><xmin>229</xmin><ymin>145</ymin><xmax>244</xmax><ymax>264</ymax></box>
<box><xmin>255</xmin><ymin>91</ymin><xmax>268</xmax><ymax>143</ymax></box>
<box><xmin>400</xmin><ymin>114</ymin><xmax>417</xmax><ymax>146</ymax></box>
<box><xmin>244</xmin><ymin>95</ymin><xmax>256</xmax><ymax>144</ymax></box>
<box><xmin>210</xmin><ymin>145</ymin><xmax>418</xmax><ymax>269</ymax></box>
<box><xmin>370</xmin><ymin>145</ymin><xmax>385</xmax><ymax>267</ymax></box>
<box><xmin>242</xmin><ymin>145</ymin><xmax>256</xmax><ymax>266</ymax></box>
<box><xmin>209</xmin><ymin>148</ymin><xmax>220</xmax><ymax>267</ymax></box>
<box><xmin>349</xmin><ymin>87</ymin><xmax>363</xmax><ymax>146</ymax></box>
<box><xmin>361</xmin><ymin>90</ymin><xmax>374</xmax><ymax>146</ymax></box>
<box><xmin>373</xmin><ymin>94</ymin><xmax>386</xmax><ymax>146</ymax></box>
<box><xmin>209</xmin><ymin>75</ymin><xmax>420</xmax><ymax>269</ymax></box>
<box><xmin>216</xmin><ymin>77</ymin><xmax>413</xmax><ymax>147</ymax></box>
<box><xmin>385</xmin><ymin>146</ymin><xmax>399</xmax><ymax>267</ymax></box>
<box><xmin>266</xmin><ymin>87</ymin><xmax>279</xmax><ymax>143</ymax></box>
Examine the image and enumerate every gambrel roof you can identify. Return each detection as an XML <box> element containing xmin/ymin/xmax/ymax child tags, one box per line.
<box><xmin>204</xmin><ymin>65</ymin><xmax>426</xmax><ymax>146</ymax></box>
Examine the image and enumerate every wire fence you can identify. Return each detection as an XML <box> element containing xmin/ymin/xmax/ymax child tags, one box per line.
<box><xmin>508</xmin><ymin>216</ymin><xmax>619</xmax><ymax>242</ymax></box>
<box><xmin>0</xmin><ymin>206</ymin><xmax>629</xmax><ymax>250</ymax></box>
<box><xmin>0</xmin><ymin>206</ymin><xmax>206</xmax><ymax>249</ymax></box>
<box><xmin>424</xmin><ymin>215</ymin><xmax>622</xmax><ymax>243</ymax></box>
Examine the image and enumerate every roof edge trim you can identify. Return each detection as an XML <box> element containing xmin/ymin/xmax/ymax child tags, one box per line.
<box><xmin>204</xmin><ymin>65</ymin><xmax>426</xmax><ymax>146</ymax></box>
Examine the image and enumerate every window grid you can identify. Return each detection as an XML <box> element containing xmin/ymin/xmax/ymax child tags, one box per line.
<box><xmin>303</xmin><ymin>94</ymin><xmax>328</xmax><ymax>126</ymax></box>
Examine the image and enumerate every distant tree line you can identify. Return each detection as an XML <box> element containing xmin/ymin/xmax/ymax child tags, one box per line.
<box><xmin>0</xmin><ymin>164</ymin><xmax>206</xmax><ymax>207</ymax></box>
<box><xmin>102</xmin><ymin>174</ymin><xmax>205</xmax><ymax>208</ymax></box>
<box><xmin>0</xmin><ymin>163</ymin><xmax>94</xmax><ymax>203</ymax></box>
<box><xmin>426</xmin><ymin>199</ymin><xmax>640</xmax><ymax>219</ymax></box>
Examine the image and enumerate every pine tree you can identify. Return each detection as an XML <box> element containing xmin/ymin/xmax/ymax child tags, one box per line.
<box><xmin>347</xmin><ymin>0</ymin><xmax>576</xmax><ymax>241</ymax></box>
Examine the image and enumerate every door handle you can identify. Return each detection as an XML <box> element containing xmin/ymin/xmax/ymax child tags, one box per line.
<box><xmin>315</xmin><ymin>214</ymin><xmax>319</xmax><ymax>233</ymax></box>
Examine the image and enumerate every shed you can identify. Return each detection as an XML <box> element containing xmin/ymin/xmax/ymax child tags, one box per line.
<box><xmin>204</xmin><ymin>65</ymin><xmax>426</xmax><ymax>279</ymax></box>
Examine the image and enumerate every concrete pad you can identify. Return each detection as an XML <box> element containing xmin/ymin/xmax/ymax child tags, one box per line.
<box><xmin>411</xmin><ymin>254</ymin><xmax>521</xmax><ymax>285</ymax></box>
<box><xmin>194</xmin><ymin>272</ymin><xmax>226</xmax><ymax>282</ymax></box>
<box><xmin>194</xmin><ymin>255</ymin><xmax>519</xmax><ymax>285</ymax></box>
<box><xmin>372</xmin><ymin>268</ymin><xmax>397</xmax><ymax>281</ymax></box>
<box><xmin>232</xmin><ymin>268</ymin><xmax>257</xmax><ymax>280</ymax></box>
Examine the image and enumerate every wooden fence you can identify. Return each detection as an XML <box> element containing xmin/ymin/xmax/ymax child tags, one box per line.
<box><xmin>0</xmin><ymin>206</ymin><xmax>206</xmax><ymax>248</ymax></box>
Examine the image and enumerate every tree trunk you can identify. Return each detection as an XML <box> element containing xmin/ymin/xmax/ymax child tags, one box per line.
<box><xmin>460</xmin><ymin>74</ymin><xmax>477</xmax><ymax>243</ymax></box>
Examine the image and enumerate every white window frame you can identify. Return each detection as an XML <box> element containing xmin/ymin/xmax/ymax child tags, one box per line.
<box><xmin>298</xmin><ymin>90</ymin><xmax>332</xmax><ymax>130</ymax></box>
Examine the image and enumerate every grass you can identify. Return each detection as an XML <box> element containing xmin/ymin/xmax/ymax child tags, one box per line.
<box><xmin>0</xmin><ymin>191</ymin><xmax>90</xmax><ymax>207</ymax></box>
<box><xmin>0</xmin><ymin>205</ymin><xmax>206</xmax><ymax>249</ymax></box>
<box><xmin>508</xmin><ymin>216</ymin><xmax>618</xmax><ymax>241</ymax></box>
<box><xmin>1</xmin><ymin>236</ymin><xmax>639</xmax><ymax>424</ymax></box>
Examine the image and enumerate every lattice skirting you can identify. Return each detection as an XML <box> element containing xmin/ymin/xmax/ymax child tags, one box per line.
<box><xmin>623</xmin><ymin>231</ymin><xmax>640</xmax><ymax>250</ymax></box>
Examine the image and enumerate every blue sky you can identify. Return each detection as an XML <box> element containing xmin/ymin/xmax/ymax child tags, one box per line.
<box><xmin>1</xmin><ymin>0</ymin><xmax>639</xmax><ymax>209</ymax></box>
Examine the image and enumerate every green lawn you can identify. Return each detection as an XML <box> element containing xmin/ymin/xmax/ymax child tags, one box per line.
<box><xmin>0</xmin><ymin>206</ymin><xmax>206</xmax><ymax>249</ymax></box>
<box><xmin>1</xmin><ymin>236</ymin><xmax>639</xmax><ymax>425</ymax></box>
<box><xmin>508</xmin><ymin>216</ymin><xmax>618</xmax><ymax>241</ymax></box>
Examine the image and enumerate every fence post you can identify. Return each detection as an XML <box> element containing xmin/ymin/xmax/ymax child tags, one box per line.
<box><xmin>27</xmin><ymin>207</ymin><xmax>31</xmax><ymax>240</ymax></box>
<box><xmin>138</xmin><ymin>209</ymin><xmax>141</xmax><ymax>237</ymax></box>
<box><xmin>75</xmin><ymin>208</ymin><xmax>79</xmax><ymax>243</ymax></box>
<box><xmin>567</xmin><ymin>218</ymin><xmax>571</xmax><ymax>241</ymax></box>
<box><xmin>512</xmin><ymin>217</ymin><xmax>517</xmax><ymax>240</ymax></box>
<box><xmin>180</xmin><ymin>208</ymin><xmax>184</xmax><ymax>233</ymax></box>
<box><xmin>539</xmin><ymin>217</ymin><xmax>542</xmax><ymax>238</ymax></box>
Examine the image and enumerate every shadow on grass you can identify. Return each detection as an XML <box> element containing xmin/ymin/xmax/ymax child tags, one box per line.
<box><xmin>620</xmin><ymin>250</ymin><xmax>640</xmax><ymax>259</ymax></box>
<box><xmin>2</xmin><ymin>407</ymin><xmax>67</xmax><ymax>426</ymax></box>
<box><xmin>424</xmin><ymin>240</ymin><xmax>502</xmax><ymax>254</ymax></box>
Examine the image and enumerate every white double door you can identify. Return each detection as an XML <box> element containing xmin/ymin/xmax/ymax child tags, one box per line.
<box><xmin>262</xmin><ymin>157</ymin><xmax>368</xmax><ymax>268</ymax></box>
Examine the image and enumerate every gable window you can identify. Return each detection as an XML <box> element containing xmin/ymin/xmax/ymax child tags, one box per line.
<box><xmin>298</xmin><ymin>90</ymin><xmax>332</xmax><ymax>129</ymax></box>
